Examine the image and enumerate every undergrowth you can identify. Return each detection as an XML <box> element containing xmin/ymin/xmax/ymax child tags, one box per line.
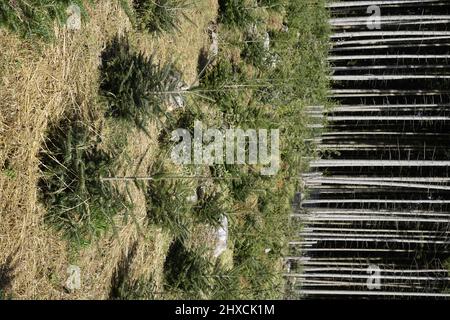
<box><xmin>176</xmin><ymin>0</ymin><xmax>330</xmax><ymax>299</ymax></box>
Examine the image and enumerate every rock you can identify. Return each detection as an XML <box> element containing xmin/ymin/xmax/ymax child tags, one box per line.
<box><xmin>294</xmin><ymin>192</ymin><xmax>303</xmax><ymax>203</ymax></box>
<box><xmin>285</xmin><ymin>261</ymin><xmax>291</xmax><ymax>273</ymax></box>
<box><xmin>261</xmin><ymin>33</ymin><xmax>280</xmax><ymax>68</ymax></box>
<box><xmin>166</xmin><ymin>72</ymin><xmax>189</xmax><ymax>112</ymax></box>
<box><xmin>64</xmin><ymin>265</ymin><xmax>81</xmax><ymax>292</ymax></box>
<box><xmin>247</xmin><ymin>23</ymin><xmax>258</xmax><ymax>37</ymax></box>
<box><xmin>186</xmin><ymin>191</ymin><xmax>198</xmax><ymax>204</ymax></box>
<box><xmin>264</xmin><ymin>52</ymin><xmax>280</xmax><ymax>69</ymax></box>
<box><xmin>213</xmin><ymin>216</ymin><xmax>228</xmax><ymax>258</ymax></box>
<box><xmin>66</xmin><ymin>4</ymin><xmax>81</xmax><ymax>31</ymax></box>
<box><xmin>263</xmin><ymin>32</ymin><xmax>270</xmax><ymax>51</ymax></box>
<box><xmin>167</xmin><ymin>93</ymin><xmax>186</xmax><ymax>111</ymax></box>
<box><xmin>207</xmin><ymin>22</ymin><xmax>219</xmax><ymax>59</ymax></box>
<box><xmin>209</xmin><ymin>30</ymin><xmax>219</xmax><ymax>57</ymax></box>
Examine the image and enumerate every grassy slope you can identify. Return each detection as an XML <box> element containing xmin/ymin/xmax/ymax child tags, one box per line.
<box><xmin>0</xmin><ymin>0</ymin><xmax>329</xmax><ymax>299</ymax></box>
<box><xmin>0</xmin><ymin>0</ymin><xmax>218</xmax><ymax>299</ymax></box>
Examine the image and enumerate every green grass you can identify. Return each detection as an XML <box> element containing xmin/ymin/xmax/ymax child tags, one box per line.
<box><xmin>256</xmin><ymin>0</ymin><xmax>286</xmax><ymax>11</ymax></box>
<box><xmin>0</xmin><ymin>0</ymin><xmax>195</xmax><ymax>39</ymax></box>
<box><xmin>2</xmin><ymin>168</ymin><xmax>16</xmax><ymax>179</ymax></box>
<box><xmin>0</xmin><ymin>0</ymin><xmax>86</xmax><ymax>40</ymax></box>
<box><xmin>144</xmin><ymin>0</ymin><xmax>330</xmax><ymax>299</ymax></box>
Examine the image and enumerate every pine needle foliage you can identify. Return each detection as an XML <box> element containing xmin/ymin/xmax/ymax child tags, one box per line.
<box><xmin>163</xmin><ymin>238</ymin><xmax>213</xmax><ymax>294</ymax></box>
<box><xmin>39</xmin><ymin>117</ymin><xmax>126</xmax><ymax>244</ymax></box>
<box><xmin>194</xmin><ymin>188</ymin><xmax>228</xmax><ymax>227</ymax></box>
<box><xmin>218</xmin><ymin>0</ymin><xmax>256</xmax><ymax>27</ymax></box>
<box><xmin>99</xmin><ymin>35</ymin><xmax>184</xmax><ymax>130</ymax></box>
<box><xmin>241</xmin><ymin>37</ymin><xmax>268</xmax><ymax>70</ymax></box>
<box><xmin>0</xmin><ymin>0</ymin><xmax>85</xmax><ymax>40</ymax></box>
<box><xmin>146</xmin><ymin>163</ymin><xmax>194</xmax><ymax>240</ymax></box>
<box><xmin>133</xmin><ymin>0</ymin><xmax>192</xmax><ymax>34</ymax></box>
<box><xmin>256</xmin><ymin>0</ymin><xmax>286</xmax><ymax>11</ymax></box>
<box><xmin>146</xmin><ymin>178</ymin><xmax>193</xmax><ymax>240</ymax></box>
<box><xmin>198</xmin><ymin>58</ymin><xmax>248</xmax><ymax>116</ymax></box>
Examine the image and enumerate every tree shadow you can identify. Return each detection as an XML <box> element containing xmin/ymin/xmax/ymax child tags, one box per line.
<box><xmin>109</xmin><ymin>241</ymin><xmax>138</xmax><ymax>300</ymax></box>
<box><xmin>0</xmin><ymin>250</ymin><xmax>18</xmax><ymax>299</ymax></box>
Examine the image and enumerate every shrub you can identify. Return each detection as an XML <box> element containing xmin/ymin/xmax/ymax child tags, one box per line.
<box><xmin>218</xmin><ymin>0</ymin><xmax>256</xmax><ymax>27</ymax></box>
<box><xmin>210</xmin><ymin>267</ymin><xmax>242</xmax><ymax>299</ymax></box>
<box><xmin>39</xmin><ymin>117</ymin><xmax>127</xmax><ymax>243</ymax></box>
<box><xmin>99</xmin><ymin>35</ymin><xmax>184</xmax><ymax>130</ymax></box>
<box><xmin>194</xmin><ymin>188</ymin><xmax>228</xmax><ymax>227</ymax></box>
<box><xmin>198</xmin><ymin>59</ymin><xmax>247</xmax><ymax>112</ymax></box>
<box><xmin>241</xmin><ymin>37</ymin><xmax>268</xmax><ymax>70</ymax></box>
<box><xmin>146</xmin><ymin>162</ymin><xmax>194</xmax><ymax>240</ymax></box>
<box><xmin>256</xmin><ymin>0</ymin><xmax>286</xmax><ymax>11</ymax></box>
<box><xmin>164</xmin><ymin>238</ymin><xmax>213</xmax><ymax>294</ymax></box>
<box><xmin>133</xmin><ymin>0</ymin><xmax>192</xmax><ymax>34</ymax></box>
<box><xmin>0</xmin><ymin>0</ymin><xmax>85</xmax><ymax>40</ymax></box>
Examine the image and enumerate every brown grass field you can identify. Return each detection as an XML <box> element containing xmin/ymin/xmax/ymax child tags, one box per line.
<box><xmin>0</xmin><ymin>0</ymin><xmax>218</xmax><ymax>299</ymax></box>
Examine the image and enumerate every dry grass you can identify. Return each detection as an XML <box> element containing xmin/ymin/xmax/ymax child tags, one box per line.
<box><xmin>0</xmin><ymin>0</ymin><xmax>218</xmax><ymax>299</ymax></box>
